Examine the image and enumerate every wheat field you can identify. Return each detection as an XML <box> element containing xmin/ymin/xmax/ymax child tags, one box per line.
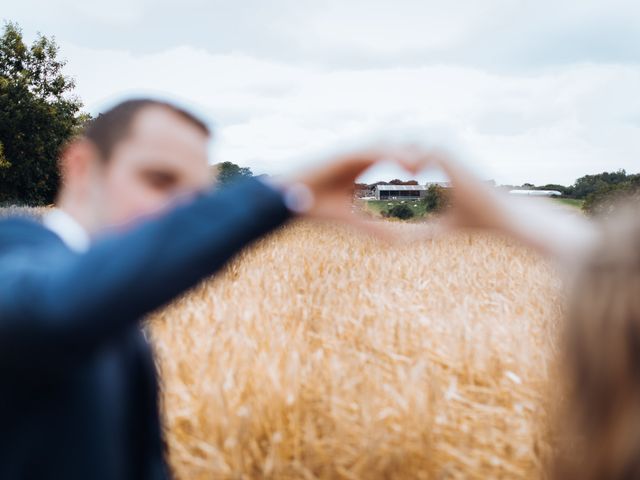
<box><xmin>149</xmin><ymin>221</ymin><xmax>564</xmax><ymax>479</ymax></box>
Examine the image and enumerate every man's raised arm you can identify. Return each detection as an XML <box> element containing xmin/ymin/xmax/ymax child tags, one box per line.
<box><xmin>0</xmin><ymin>178</ymin><xmax>289</xmax><ymax>372</ymax></box>
<box><xmin>0</xmin><ymin>149</ymin><xmax>418</xmax><ymax>373</ymax></box>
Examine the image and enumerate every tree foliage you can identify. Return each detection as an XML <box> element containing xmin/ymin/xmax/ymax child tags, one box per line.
<box><xmin>0</xmin><ymin>22</ymin><xmax>86</xmax><ymax>205</ymax></box>
<box><xmin>388</xmin><ymin>179</ymin><xmax>418</xmax><ymax>185</ymax></box>
<box><xmin>582</xmin><ymin>175</ymin><xmax>640</xmax><ymax>217</ymax></box>
<box><xmin>214</xmin><ymin>161</ymin><xmax>253</xmax><ymax>186</ymax></box>
<box><xmin>572</xmin><ymin>170</ymin><xmax>631</xmax><ymax>200</ymax></box>
<box><xmin>383</xmin><ymin>203</ymin><xmax>414</xmax><ymax>220</ymax></box>
<box><xmin>518</xmin><ymin>170</ymin><xmax>638</xmax><ymax>201</ymax></box>
<box><xmin>423</xmin><ymin>185</ymin><xmax>450</xmax><ymax>213</ymax></box>
<box><xmin>368</xmin><ymin>180</ymin><xmax>418</xmax><ymax>188</ymax></box>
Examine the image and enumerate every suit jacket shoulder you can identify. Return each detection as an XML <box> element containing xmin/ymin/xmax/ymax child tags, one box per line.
<box><xmin>0</xmin><ymin>216</ymin><xmax>61</xmax><ymax>251</ymax></box>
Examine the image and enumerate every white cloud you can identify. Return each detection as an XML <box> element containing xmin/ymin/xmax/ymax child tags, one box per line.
<box><xmin>60</xmin><ymin>40</ymin><xmax>640</xmax><ymax>185</ymax></box>
<box><xmin>292</xmin><ymin>1</ymin><xmax>492</xmax><ymax>53</ymax></box>
<box><xmin>6</xmin><ymin>1</ymin><xmax>640</xmax><ymax>67</ymax></box>
<box><xmin>4</xmin><ymin>1</ymin><xmax>639</xmax><ymax>185</ymax></box>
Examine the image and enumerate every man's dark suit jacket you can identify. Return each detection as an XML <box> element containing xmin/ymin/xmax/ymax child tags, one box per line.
<box><xmin>0</xmin><ymin>179</ymin><xmax>290</xmax><ymax>480</ymax></box>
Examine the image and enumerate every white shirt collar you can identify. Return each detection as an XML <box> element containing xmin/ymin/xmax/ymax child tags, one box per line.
<box><xmin>43</xmin><ymin>209</ymin><xmax>91</xmax><ymax>253</ymax></box>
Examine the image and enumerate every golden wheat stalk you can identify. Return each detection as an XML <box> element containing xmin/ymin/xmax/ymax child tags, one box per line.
<box><xmin>149</xmin><ymin>221</ymin><xmax>561</xmax><ymax>479</ymax></box>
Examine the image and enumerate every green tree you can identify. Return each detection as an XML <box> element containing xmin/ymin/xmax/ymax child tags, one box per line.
<box><xmin>383</xmin><ymin>203</ymin><xmax>414</xmax><ymax>220</ymax></box>
<box><xmin>582</xmin><ymin>176</ymin><xmax>640</xmax><ymax>217</ymax></box>
<box><xmin>214</xmin><ymin>161</ymin><xmax>253</xmax><ymax>186</ymax></box>
<box><xmin>423</xmin><ymin>185</ymin><xmax>450</xmax><ymax>213</ymax></box>
<box><xmin>572</xmin><ymin>170</ymin><xmax>629</xmax><ymax>200</ymax></box>
<box><xmin>0</xmin><ymin>21</ymin><xmax>85</xmax><ymax>205</ymax></box>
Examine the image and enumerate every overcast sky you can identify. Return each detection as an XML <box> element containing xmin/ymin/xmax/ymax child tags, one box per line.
<box><xmin>4</xmin><ymin>1</ymin><xmax>639</xmax><ymax>184</ymax></box>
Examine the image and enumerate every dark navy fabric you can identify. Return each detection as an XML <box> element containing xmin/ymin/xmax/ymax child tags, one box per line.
<box><xmin>0</xmin><ymin>178</ymin><xmax>290</xmax><ymax>480</ymax></box>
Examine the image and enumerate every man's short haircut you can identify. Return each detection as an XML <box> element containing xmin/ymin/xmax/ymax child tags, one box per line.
<box><xmin>83</xmin><ymin>98</ymin><xmax>211</xmax><ymax>161</ymax></box>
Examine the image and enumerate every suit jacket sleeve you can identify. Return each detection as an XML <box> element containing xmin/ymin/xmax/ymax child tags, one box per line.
<box><xmin>0</xmin><ymin>178</ymin><xmax>291</xmax><ymax>372</ymax></box>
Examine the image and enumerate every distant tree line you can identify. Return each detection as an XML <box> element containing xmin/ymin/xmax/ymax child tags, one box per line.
<box><xmin>517</xmin><ymin>170</ymin><xmax>640</xmax><ymax>216</ymax></box>
<box><xmin>519</xmin><ymin>170</ymin><xmax>637</xmax><ymax>198</ymax></box>
<box><xmin>355</xmin><ymin>179</ymin><xmax>419</xmax><ymax>192</ymax></box>
<box><xmin>213</xmin><ymin>161</ymin><xmax>253</xmax><ymax>186</ymax></box>
<box><xmin>580</xmin><ymin>172</ymin><xmax>640</xmax><ymax>216</ymax></box>
<box><xmin>363</xmin><ymin>169</ymin><xmax>640</xmax><ymax>221</ymax></box>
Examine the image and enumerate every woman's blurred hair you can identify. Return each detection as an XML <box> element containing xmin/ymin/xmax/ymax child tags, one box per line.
<box><xmin>554</xmin><ymin>205</ymin><xmax>640</xmax><ymax>479</ymax></box>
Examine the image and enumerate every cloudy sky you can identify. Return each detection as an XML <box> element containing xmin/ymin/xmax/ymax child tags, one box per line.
<box><xmin>4</xmin><ymin>1</ymin><xmax>639</xmax><ymax>184</ymax></box>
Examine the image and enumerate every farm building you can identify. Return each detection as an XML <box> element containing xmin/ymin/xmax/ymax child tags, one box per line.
<box><xmin>374</xmin><ymin>185</ymin><xmax>427</xmax><ymax>200</ymax></box>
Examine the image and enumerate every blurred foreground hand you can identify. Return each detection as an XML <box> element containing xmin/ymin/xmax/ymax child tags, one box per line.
<box><xmin>413</xmin><ymin>149</ymin><xmax>600</xmax><ymax>263</ymax></box>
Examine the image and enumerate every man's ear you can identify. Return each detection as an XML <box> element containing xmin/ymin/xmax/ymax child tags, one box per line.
<box><xmin>59</xmin><ymin>139</ymin><xmax>100</xmax><ymax>189</ymax></box>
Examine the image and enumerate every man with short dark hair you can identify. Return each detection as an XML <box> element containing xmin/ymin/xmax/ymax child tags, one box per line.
<box><xmin>0</xmin><ymin>98</ymin><xmax>415</xmax><ymax>479</ymax></box>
